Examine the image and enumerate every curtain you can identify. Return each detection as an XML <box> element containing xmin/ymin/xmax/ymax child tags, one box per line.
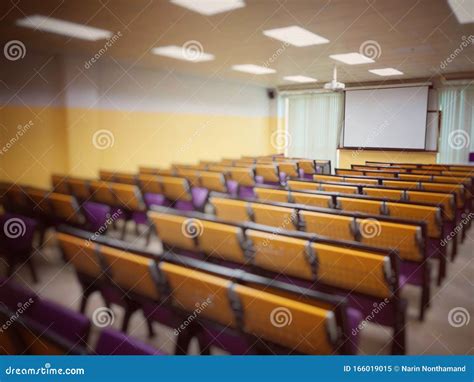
<box><xmin>284</xmin><ymin>92</ymin><xmax>343</xmax><ymax>167</ymax></box>
<box><xmin>438</xmin><ymin>85</ymin><xmax>474</xmax><ymax>163</ymax></box>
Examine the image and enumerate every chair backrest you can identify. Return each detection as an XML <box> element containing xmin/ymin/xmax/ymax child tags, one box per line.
<box><xmin>99</xmin><ymin>170</ymin><xmax>115</xmax><ymax>182</ymax></box>
<box><xmin>89</xmin><ymin>181</ymin><xmax>117</xmax><ymax>205</ymax></box>
<box><xmin>278</xmin><ymin>162</ymin><xmax>299</xmax><ymax>177</ymax></box>
<box><xmin>318</xmin><ymin>183</ymin><xmax>359</xmax><ymax>194</ymax></box>
<box><xmin>234</xmin><ymin>283</ymin><xmax>337</xmax><ymax>354</ymax></box>
<box><xmin>110</xmin><ymin>183</ymin><xmax>145</xmax><ymax>211</ymax></box>
<box><xmin>363</xmin><ymin>187</ymin><xmax>405</xmax><ymax>200</ymax></box>
<box><xmin>99</xmin><ymin>245</ymin><xmax>161</xmax><ymax>301</ymax></box>
<box><xmin>296</xmin><ymin>160</ymin><xmax>316</xmax><ymax>174</ymax></box>
<box><xmin>160</xmin><ymin>262</ymin><xmax>237</xmax><ymax>327</ymax></box>
<box><xmin>209</xmin><ymin>197</ymin><xmax>252</xmax><ymax>222</ymax></box>
<box><xmin>255</xmin><ymin>164</ymin><xmax>280</xmax><ymax>183</ymax></box>
<box><xmin>175</xmin><ymin>168</ymin><xmax>200</xmax><ymax>187</ymax></box>
<box><xmin>197</xmin><ymin>220</ymin><xmax>247</xmax><ymax>264</ymax></box>
<box><xmin>254</xmin><ymin>187</ymin><xmax>290</xmax><ymax>203</ymax></box>
<box><xmin>139</xmin><ymin>174</ymin><xmax>164</xmax><ymax>195</ymax></box>
<box><xmin>406</xmin><ymin>190</ymin><xmax>455</xmax><ymax>220</ymax></box>
<box><xmin>51</xmin><ymin>175</ymin><xmax>70</xmax><ymax>194</ymax></box>
<box><xmin>148</xmin><ymin>212</ymin><xmax>197</xmax><ymax>251</ymax></box>
<box><xmin>27</xmin><ymin>189</ymin><xmax>52</xmax><ymax>216</ymax></box>
<box><xmin>228</xmin><ymin>167</ymin><xmax>256</xmax><ymax>187</ymax></box>
<box><xmin>246</xmin><ymin>229</ymin><xmax>314</xmax><ymax>280</ymax></box>
<box><xmin>337</xmin><ymin>197</ymin><xmax>384</xmax><ymax>215</ymax></box>
<box><xmin>311</xmin><ymin>242</ymin><xmax>393</xmax><ymax>298</ymax></box>
<box><xmin>314</xmin><ymin>175</ymin><xmax>378</xmax><ymax>185</ymax></box>
<box><xmin>287</xmin><ymin>180</ymin><xmax>319</xmax><ymax>191</ymax></box>
<box><xmin>250</xmin><ymin>203</ymin><xmax>299</xmax><ymax>231</ymax></box>
<box><xmin>300</xmin><ymin>211</ymin><xmax>355</xmax><ymax>241</ymax></box>
<box><xmin>291</xmin><ymin>191</ymin><xmax>334</xmax><ymax>208</ymax></box>
<box><xmin>49</xmin><ymin>193</ymin><xmax>85</xmax><ymax>225</ymax></box>
<box><xmin>68</xmin><ymin>177</ymin><xmax>91</xmax><ymax>200</ymax></box>
<box><xmin>199</xmin><ymin>171</ymin><xmax>227</xmax><ymax>192</ymax></box>
<box><xmin>56</xmin><ymin>233</ymin><xmax>103</xmax><ymax>278</ymax></box>
<box><xmin>356</xmin><ymin>218</ymin><xmax>424</xmax><ymax>262</ymax></box>
<box><xmin>385</xmin><ymin>202</ymin><xmax>442</xmax><ymax>238</ymax></box>
<box><xmin>159</xmin><ymin>176</ymin><xmax>192</xmax><ymax>202</ymax></box>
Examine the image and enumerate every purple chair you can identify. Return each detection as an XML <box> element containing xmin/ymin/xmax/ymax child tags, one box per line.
<box><xmin>81</xmin><ymin>201</ymin><xmax>112</xmax><ymax>233</ymax></box>
<box><xmin>95</xmin><ymin>328</ymin><xmax>165</xmax><ymax>355</ymax></box>
<box><xmin>0</xmin><ymin>277</ymin><xmax>38</xmax><ymax>310</ymax></box>
<box><xmin>27</xmin><ymin>298</ymin><xmax>91</xmax><ymax>346</ymax></box>
<box><xmin>0</xmin><ymin>213</ymin><xmax>38</xmax><ymax>282</ymax></box>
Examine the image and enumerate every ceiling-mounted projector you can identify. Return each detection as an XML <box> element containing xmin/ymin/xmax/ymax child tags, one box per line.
<box><xmin>324</xmin><ymin>65</ymin><xmax>345</xmax><ymax>91</ymax></box>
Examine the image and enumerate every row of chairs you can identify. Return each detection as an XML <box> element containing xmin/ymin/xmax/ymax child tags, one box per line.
<box><xmin>0</xmin><ymin>279</ymin><xmax>164</xmax><ymax>355</ymax></box>
<box><xmin>57</xmin><ymin>225</ymin><xmax>352</xmax><ymax>355</ymax></box>
<box><xmin>363</xmin><ymin>161</ymin><xmax>474</xmax><ymax>173</ymax></box>
<box><xmin>204</xmin><ymin>194</ymin><xmax>430</xmax><ymax>318</ymax></box>
<box><xmin>148</xmin><ymin>206</ymin><xmax>407</xmax><ymax>354</ymax></box>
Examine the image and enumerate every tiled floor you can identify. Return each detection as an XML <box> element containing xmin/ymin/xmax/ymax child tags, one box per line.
<box><xmin>2</xmin><ymin>221</ymin><xmax>473</xmax><ymax>355</ymax></box>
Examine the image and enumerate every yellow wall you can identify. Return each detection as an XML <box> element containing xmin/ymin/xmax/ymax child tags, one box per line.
<box><xmin>0</xmin><ymin>106</ymin><xmax>68</xmax><ymax>188</ymax></box>
<box><xmin>1</xmin><ymin>105</ymin><xmax>275</xmax><ymax>188</ymax></box>
<box><xmin>338</xmin><ymin>149</ymin><xmax>437</xmax><ymax>169</ymax></box>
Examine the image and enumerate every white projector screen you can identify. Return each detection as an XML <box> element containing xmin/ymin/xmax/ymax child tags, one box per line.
<box><xmin>343</xmin><ymin>86</ymin><xmax>429</xmax><ymax>149</ymax></box>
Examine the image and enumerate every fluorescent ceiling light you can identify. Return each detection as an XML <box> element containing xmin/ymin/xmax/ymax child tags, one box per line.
<box><xmin>369</xmin><ymin>68</ymin><xmax>404</xmax><ymax>76</ymax></box>
<box><xmin>170</xmin><ymin>0</ymin><xmax>245</xmax><ymax>15</ymax></box>
<box><xmin>232</xmin><ymin>64</ymin><xmax>276</xmax><ymax>74</ymax></box>
<box><xmin>284</xmin><ymin>75</ymin><xmax>317</xmax><ymax>83</ymax></box>
<box><xmin>16</xmin><ymin>15</ymin><xmax>113</xmax><ymax>41</ymax></box>
<box><xmin>263</xmin><ymin>26</ymin><xmax>329</xmax><ymax>47</ymax></box>
<box><xmin>329</xmin><ymin>52</ymin><xmax>374</xmax><ymax>65</ymax></box>
<box><xmin>151</xmin><ymin>45</ymin><xmax>215</xmax><ymax>62</ymax></box>
<box><xmin>447</xmin><ymin>0</ymin><xmax>474</xmax><ymax>23</ymax></box>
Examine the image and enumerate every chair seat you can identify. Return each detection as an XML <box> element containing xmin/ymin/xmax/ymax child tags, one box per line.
<box><xmin>95</xmin><ymin>328</ymin><xmax>165</xmax><ymax>355</ymax></box>
<box><xmin>0</xmin><ymin>278</ymin><xmax>37</xmax><ymax>310</ymax></box>
<box><xmin>399</xmin><ymin>261</ymin><xmax>425</xmax><ymax>287</ymax></box>
<box><xmin>144</xmin><ymin>193</ymin><xmax>167</xmax><ymax>208</ymax></box>
<box><xmin>82</xmin><ymin>202</ymin><xmax>112</xmax><ymax>232</ymax></box>
<box><xmin>191</xmin><ymin>187</ymin><xmax>209</xmax><ymax>210</ymax></box>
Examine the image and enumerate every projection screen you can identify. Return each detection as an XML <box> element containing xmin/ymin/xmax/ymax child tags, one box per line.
<box><xmin>343</xmin><ymin>86</ymin><xmax>429</xmax><ymax>149</ymax></box>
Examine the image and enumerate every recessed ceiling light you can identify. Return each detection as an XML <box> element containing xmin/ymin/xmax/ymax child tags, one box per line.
<box><xmin>369</xmin><ymin>68</ymin><xmax>404</xmax><ymax>76</ymax></box>
<box><xmin>283</xmin><ymin>75</ymin><xmax>317</xmax><ymax>83</ymax></box>
<box><xmin>329</xmin><ymin>52</ymin><xmax>374</xmax><ymax>65</ymax></box>
<box><xmin>231</xmin><ymin>64</ymin><xmax>276</xmax><ymax>75</ymax></box>
<box><xmin>16</xmin><ymin>15</ymin><xmax>113</xmax><ymax>41</ymax></box>
<box><xmin>447</xmin><ymin>0</ymin><xmax>474</xmax><ymax>23</ymax></box>
<box><xmin>263</xmin><ymin>26</ymin><xmax>329</xmax><ymax>47</ymax></box>
<box><xmin>170</xmin><ymin>0</ymin><xmax>245</xmax><ymax>15</ymax></box>
<box><xmin>151</xmin><ymin>45</ymin><xmax>215</xmax><ymax>62</ymax></box>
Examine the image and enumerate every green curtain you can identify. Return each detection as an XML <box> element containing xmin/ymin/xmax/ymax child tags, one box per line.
<box><xmin>438</xmin><ymin>85</ymin><xmax>474</xmax><ymax>163</ymax></box>
<box><xmin>284</xmin><ymin>92</ymin><xmax>343</xmax><ymax>166</ymax></box>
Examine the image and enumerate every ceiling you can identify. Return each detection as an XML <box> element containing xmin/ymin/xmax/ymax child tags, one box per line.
<box><xmin>0</xmin><ymin>0</ymin><xmax>473</xmax><ymax>87</ymax></box>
